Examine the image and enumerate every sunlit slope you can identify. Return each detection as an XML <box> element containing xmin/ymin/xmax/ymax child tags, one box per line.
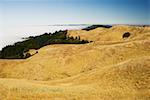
<box><xmin>0</xmin><ymin>25</ymin><xmax>149</xmax><ymax>80</ymax></box>
<box><xmin>0</xmin><ymin>40</ymin><xmax>149</xmax><ymax>80</ymax></box>
<box><xmin>0</xmin><ymin>57</ymin><xmax>149</xmax><ymax>99</ymax></box>
<box><xmin>68</xmin><ymin>25</ymin><xmax>150</xmax><ymax>43</ymax></box>
<box><xmin>0</xmin><ymin>25</ymin><xmax>149</xmax><ymax>99</ymax></box>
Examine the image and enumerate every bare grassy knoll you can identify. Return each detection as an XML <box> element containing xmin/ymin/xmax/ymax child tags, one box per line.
<box><xmin>0</xmin><ymin>25</ymin><xmax>150</xmax><ymax>100</ymax></box>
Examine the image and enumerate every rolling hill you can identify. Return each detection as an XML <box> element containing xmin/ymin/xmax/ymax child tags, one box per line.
<box><xmin>0</xmin><ymin>25</ymin><xmax>149</xmax><ymax>100</ymax></box>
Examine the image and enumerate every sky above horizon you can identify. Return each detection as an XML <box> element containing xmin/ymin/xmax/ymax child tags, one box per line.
<box><xmin>0</xmin><ymin>0</ymin><xmax>149</xmax><ymax>26</ymax></box>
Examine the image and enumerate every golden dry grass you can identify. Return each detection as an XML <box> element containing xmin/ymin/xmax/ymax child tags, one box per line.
<box><xmin>0</xmin><ymin>25</ymin><xmax>150</xmax><ymax>100</ymax></box>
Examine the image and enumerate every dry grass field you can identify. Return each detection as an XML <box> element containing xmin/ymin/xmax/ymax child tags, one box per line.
<box><xmin>0</xmin><ymin>25</ymin><xmax>150</xmax><ymax>100</ymax></box>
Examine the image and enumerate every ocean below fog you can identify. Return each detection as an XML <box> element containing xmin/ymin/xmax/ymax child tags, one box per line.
<box><xmin>0</xmin><ymin>25</ymin><xmax>89</xmax><ymax>50</ymax></box>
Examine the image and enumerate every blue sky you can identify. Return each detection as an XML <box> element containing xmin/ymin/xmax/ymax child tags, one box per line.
<box><xmin>0</xmin><ymin>0</ymin><xmax>149</xmax><ymax>26</ymax></box>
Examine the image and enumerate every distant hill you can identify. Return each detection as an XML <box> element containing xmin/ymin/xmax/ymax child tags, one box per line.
<box><xmin>82</xmin><ymin>25</ymin><xmax>112</xmax><ymax>31</ymax></box>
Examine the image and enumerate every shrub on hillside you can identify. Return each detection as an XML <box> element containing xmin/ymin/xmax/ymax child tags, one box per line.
<box><xmin>123</xmin><ymin>32</ymin><xmax>131</xmax><ymax>38</ymax></box>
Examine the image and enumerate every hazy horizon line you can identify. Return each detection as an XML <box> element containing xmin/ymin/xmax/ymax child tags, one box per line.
<box><xmin>1</xmin><ymin>23</ymin><xmax>150</xmax><ymax>27</ymax></box>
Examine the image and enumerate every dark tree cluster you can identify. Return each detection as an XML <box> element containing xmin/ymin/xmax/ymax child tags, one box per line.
<box><xmin>122</xmin><ymin>32</ymin><xmax>131</xmax><ymax>38</ymax></box>
<box><xmin>0</xmin><ymin>30</ymin><xmax>90</xmax><ymax>59</ymax></box>
<box><xmin>82</xmin><ymin>25</ymin><xmax>112</xmax><ymax>31</ymax></box>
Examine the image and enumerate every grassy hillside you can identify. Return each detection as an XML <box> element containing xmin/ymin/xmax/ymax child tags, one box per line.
<box><xmin>0</xmin><ymin>25</ymin><xmax>149</xmax><ymax>99</ymax></box>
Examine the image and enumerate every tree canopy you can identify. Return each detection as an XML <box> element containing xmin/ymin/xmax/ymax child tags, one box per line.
<box><xmin>82</xmin><ymin>25</ymin><xmax>112</xmax><ymax>31</ymax></box>
<box><xmin>0</xmin><ymin>30</ymin><xmax>90</xmax><ymax>59</ymax></box>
